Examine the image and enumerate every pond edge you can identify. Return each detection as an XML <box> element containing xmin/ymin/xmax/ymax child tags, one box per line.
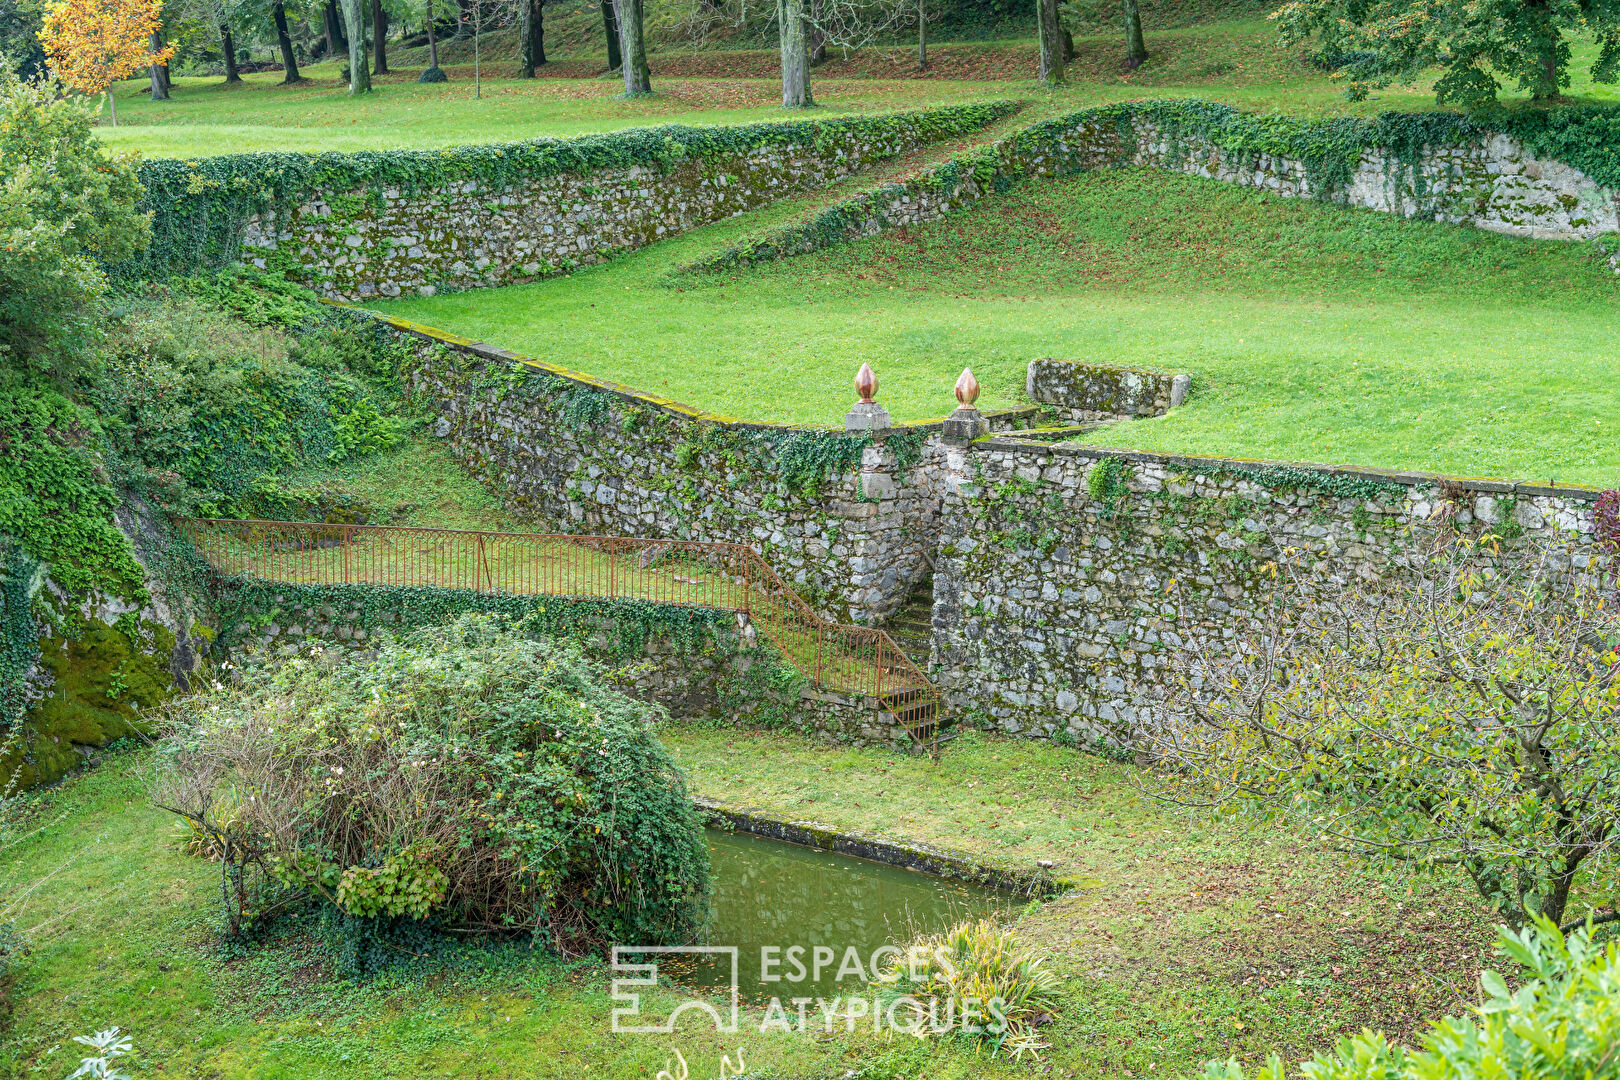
<box><xmin>693</xmin><ymin>795</ymin><xmax>1060</xmax><ymax>898</ymax></box>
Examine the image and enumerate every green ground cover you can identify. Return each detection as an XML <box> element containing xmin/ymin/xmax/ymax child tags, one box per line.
<box><xmin>1</xmin><ymin>727</ymin><xmax>1502</xmax><ymax>1079</ymax></box>
<box><xmin>377</xmin><ymin>166</ymin><xmax>1620</xmax><ymax>486</ymax></box>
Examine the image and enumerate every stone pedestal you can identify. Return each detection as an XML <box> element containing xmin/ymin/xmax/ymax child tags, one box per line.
<box><xmin>845</xmin><ymin>401</ymin><xmax>892</xmax><ymax>433</ymax></box>
<box><xmin>940</xmin><ymin>405</ymin><xmax>987</xmax><ymax>446</ymax></box>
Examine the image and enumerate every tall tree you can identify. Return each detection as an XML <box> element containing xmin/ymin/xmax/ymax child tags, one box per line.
<box><xmin>1035</xmin><ymin>0</ymin><xmax>1063</xmax><ymax>82</ymax></box>
<box><xmin>340</xmin><ymin>0</ymin><xmax>370</xmax><ymax>92</ymax></box>
<box><xmin>915</xmin><ymin>0</ymin><xmax>926</xmax><ymax>69</ymax></box>
<box><xmin>615</xmin><ymin>0</ymin><xmax>649</xmax><ymax>93</ymax></box>
<box><xmin>516</xmin><ymin>0</ymin><xmax>544</xmax><ymax>75</ymax></box>
<box><xmin>219</xmin><ymin>18</ymin><xmax>241</xmax><ymax>81</ymax></box>
<box><xmin>371</xmin><ymin>0</ymin><xmax>387</xmax><ymax>73</ymax></box>
<box><xmin>778</xmin><ymin>0</ymin><xmax>810</xmax><ymax>105</ymax></box>
<box><xmin>38</xmin><ymin>0</ymin><xmax>173</xmax><ymax>125</ymax></box>
<box><xmin>319</xmin><ymin>0</ymin><xmax>347</xmax><ymax>57</ymax></box>
<box><xmin>271</xmin><ymin>1</ymin><xmax>303</xmax><ymax>81</ymax></box>
<box><xmin>599</xmin><ymin>0</ymin><xmax>620</xmax><ymax>69</ymax></box>
<box><xmin>148</xmin><ymin>28</ymin><xmax>171</xmax><ymax>98</ymax></box>
<box><xmin>423</xmin><ymin>0</ymin><xmax>440</xmax><ymax>69</ymax></box>
<box><xmin>1121</xmin><ymin>0</ymin><xmax>1144</xmax><ymax>68</ymax></box>
<box><xmin>1273</xmin><ymin>0</ymin><xmax>1620</xmax><ymax>103</ymax></box>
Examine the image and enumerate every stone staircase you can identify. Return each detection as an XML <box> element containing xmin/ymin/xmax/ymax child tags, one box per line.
<box><xmin>880</xmin><ymin>575</ymin><xmax>945</xmax><ymax>743</ymax></box>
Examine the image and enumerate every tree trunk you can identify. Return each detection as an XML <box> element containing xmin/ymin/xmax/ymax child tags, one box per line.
<box><xmin>778</xmin><ymin>0</ymin><xmax>811</xmax><ymax>105</ymax></box>
<box><xmin>274</xmin><ymin>2</ymin><xmax>304</xmax><ymax>82</ymax></box>
<box><xmin>149</xmin><ymin>30</ymin><xmax>171</xmax><ymax>99</ymax></box>
<box><xmin>518</xmin><ymin>0</ymin><xmax>546</xmax><ymax>76</ymax></box>
<box><xmin>221</xmin><ymin>23</ymin><xmax>242</xmax><ymax>82</ymax></box>
<box><xmin>917</xmin><ymin>0</ymin><xmax>927</xmax><ymax>69</ymax></box>
<box><xmin>322</xmin><ymin>0</ymin><xmax>348</xmax><ymax>57</ymax></box>
<box><xmin>342</xmin><ymin>0</ymin><xmax>372</xmax><ymax>93</ymax></box>
<box><xmin>372</xmin><ymin>0</ymin><xmax>389</xmax><ymax>73</ymax></box>
<box><xmin>426</xmin><ymin>0</ymin><xmax>440</xmax><ymax>67</ymax></box>
<box><xmin>1061</xmin><ymin>26</ymin><xmax>1074</xmax><ymax>62</ymax></box>
<box><xmin>1122</xmin><ymin>0</ymin><xmax>1146</xmax><ymax>69</ymax></box>
<box><xmin>616</xmin><ymin>0</ymin><xmax>650</xmax><ymax>94</ymax></box>
<box><xmin>1036</xmin><ymin>0</ymin><xmax>1064</xmax><ymax>83</ymax></box>
<box><xmin>808</xmin><ymin>0</ymin><xmax>825</xmax><ymax>65</ymax></box>
<box><xmin>105</xmin><ymin>86</ymin><xmax>117</xmax><ymax>126</ymax></box>
<box><xmin>601</xmin><ymin>0</ymin><xmax>621</xmax><ymax>69</ymax></box>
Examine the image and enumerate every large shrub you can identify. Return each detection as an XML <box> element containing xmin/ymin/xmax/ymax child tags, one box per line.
<box><xmin>153</xmin><ymin>615</ymin><xmax>712</xmax><ymax>958</ymax></box>
<box><xmin>1200</xmin><ymin>918</ymin><xmax>1620</xmax><ymax>1079</ymax></box>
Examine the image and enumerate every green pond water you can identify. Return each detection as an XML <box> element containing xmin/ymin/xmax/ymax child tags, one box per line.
<box><xmin>649</xmin><ymin>828</ymin><xmax>1005</xmax><ymax>1001</ymax></box>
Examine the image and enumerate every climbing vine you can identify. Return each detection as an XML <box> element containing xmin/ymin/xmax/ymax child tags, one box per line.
<box><xmin>211</xmin><ymin>579</ymin><xmax>737</xmax><ymax>661</ymax></box>
<box><xmin>118</xmin><ymin>104</ymin><xmax>1013</xmax><ymax>281</ymax></box>
<box><xmin>0</xmin><ymin>543</ymin><xmax>45</xmax><ymax>733</ymax></box>
<box><xmin>1182</xmin><ymin>460</ymin><xmax>1407</xmax><ymax>502</ymax></box>
<box><xmin>691</xmin><ymin>97</ymin><xmax>1620</xmax><ymax>274</ymax></box>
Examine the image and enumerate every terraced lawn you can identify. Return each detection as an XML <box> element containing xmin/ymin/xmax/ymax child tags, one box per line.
<box><xmin>376</xmin><ymin>166</ymin><xmax>1620</xmax><ymax>487</ymax></box>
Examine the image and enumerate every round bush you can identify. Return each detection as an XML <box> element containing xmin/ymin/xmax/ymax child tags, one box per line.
<box><xmin>417</xmin><ymin>65</ymin><xmax>447</xmax><ymax>83</ymax></box>
<box><xmin>154</xmin><ymin>614</ymin><xmax>711</xmax><ymax>955</ymax></box>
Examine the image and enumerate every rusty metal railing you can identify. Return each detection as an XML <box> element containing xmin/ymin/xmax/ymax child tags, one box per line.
<box><xmin>179</xmin><ymin>519</ymin><xmax>945</xmax><ymax>729</ymax></box>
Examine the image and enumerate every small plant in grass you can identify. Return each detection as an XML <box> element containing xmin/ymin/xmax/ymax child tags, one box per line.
<box><xmin>1198</xmin><ymin>917</ymin><xmax>1620</xmax><ymax>1079</ymax></box>
<box><xmin>67</xmin><ymin>1027</ymin><xmax>133</xmax><ymax>1079</ymax></box>
<box><xmin>877</xmin><ymin>918</ymin><xmax>1061</xmax><ymax>1060</ymax></box>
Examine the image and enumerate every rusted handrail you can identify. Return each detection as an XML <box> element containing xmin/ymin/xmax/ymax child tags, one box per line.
<box><xmin>179</xmin><ymin>519</ymin><xmax>945</xmax><ymax>729</ymax></box>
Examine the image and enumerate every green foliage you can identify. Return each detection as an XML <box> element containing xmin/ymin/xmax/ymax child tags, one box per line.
<box><xmin>715</xmin><ymin>646</ymin><xmax>809</xmax><ymax>730</ymax></box>
<box><xmin>156</xmin><ymin>614</ymin><xmax>713</xmax><ymax>954</ymax></box>
<box><xmin>0</xmin><ymin>541</ymin><xmax>44</xmax><ymax>732</ymax></box>
<box><xmin>879</xmin><ymin>918</ymin><xmax>1063</xmax><ymax>1060</ymax></box>
<box><xmin>0</xmin><ymin>66</ymin><xmax>149</xmax><ymax>378</ymax></box>
<box><xmin>1086</xmin><ymin>457</ymin><xmax>1132</xmax><ymax>520</ymax></box>
<box><xmin>93</xmin><ymin>291</ymin><xmax>410</xmax><ymax>518</ymax></box>
<box><xmin>0</xmin><ymin>388</ymin><xmax>145</xmax><ymax>599</ymax></box>
<box><xmin>120</xmin><ymin>103</ymin><xmax>1013</xmax><ymax>281</ymax></box>
<box><xmin>1184</xmin><ymin>461</ymin><xmax>1407</xmax><ymax>503</ymax></box>
<box><xmin>1201</xmin><ymin>918</ymin><xmax>1620</xmax><ymax>1079</ymax></box>
<box><xmin>1272</xmin><ymin>0</ymin><xmax>1620</xmax><ymax>105</ymax></box>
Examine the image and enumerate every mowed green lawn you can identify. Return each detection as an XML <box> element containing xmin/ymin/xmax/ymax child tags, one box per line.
<box><xmin>0</xmin><ymin>729</ymin><xmax>1502</xmax><ymax>1078</ymax></box>
<box><xmin>376</xmin><ymin>167</ymin><xmax>1620</xmax><ymax>487</ymax></box>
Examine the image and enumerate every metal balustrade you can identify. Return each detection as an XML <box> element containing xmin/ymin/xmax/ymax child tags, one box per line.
<box><xmin>180</xmin><ymin>519</ymin><xmax>946</xmax><ymax>738</ymax></box>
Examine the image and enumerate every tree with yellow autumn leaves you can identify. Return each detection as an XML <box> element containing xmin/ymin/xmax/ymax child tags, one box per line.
<box><xmin>38</xmin><ymin>0</ymin><xmax>172</xmax><ymax>127</ymax></box>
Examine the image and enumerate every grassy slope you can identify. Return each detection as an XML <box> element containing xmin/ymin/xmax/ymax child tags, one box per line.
<box><xmin>1</xmin><ymin>732</ymin><xmax>1506</xmax><ymax>1078</ymax></box>
<box><xmin>378</xmin><ymin>166</ymin><xmax>1620</xmax><ymax>486</ymax></box>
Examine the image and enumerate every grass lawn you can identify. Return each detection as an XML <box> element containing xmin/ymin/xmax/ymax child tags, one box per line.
<box><xmin>1</xmin><ymin>728</ymin><xmax>1510</xmax><ymax>1078</ymax></box>
<box><xmin>97</xmin><ymin>21</ymin><xmax>1620</xmax><ymax>158</ymax></box>
<box><xmin>376</xmin><ymin>166</ymin><xmax>1620</xmax><ymax>487</ymax></box>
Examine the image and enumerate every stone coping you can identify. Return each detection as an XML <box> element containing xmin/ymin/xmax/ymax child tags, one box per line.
<box><xmin>694</xmin><ymin>794</ymin><xmax>1059</xmax><ymax>897</ymax></box>
<box><xmin>974</xmin><ymin>436</ymin><xmax>1607</xmax><ymax>501</ymax></box>
<box><xmin>340</xmin><ymin>302</ymin><xmax>1039</xmax><ymax>435</ymax></box>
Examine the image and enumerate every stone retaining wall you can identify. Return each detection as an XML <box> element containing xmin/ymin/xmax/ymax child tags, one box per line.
<box><xmin>929</xmin><ymin>439</ymin><xmax>1603</xmax><ymax>740</ymax></box>
<box><xmin>366</xmin><ymin>310</ymin><xmax>1035</xmax><ymax>623</ymax></box>
<box><xmin>694</xmin><ymin>107</ymin><xmax>1620</xmax><ymax>275</ymax></box>
<box><xmin>1025</xmin><ymin>359</ymin><xmax>1191</xmax><ymax>424</ymax></box>
<box><xmin>233</xmin><ymin>109</ymin><xmax>1007</xmax><ymax>301</ymax></box>
<box><xmin>224</xmin><ymin>585</ymin><xmax>911</xmax><ymax>746</ymax></box>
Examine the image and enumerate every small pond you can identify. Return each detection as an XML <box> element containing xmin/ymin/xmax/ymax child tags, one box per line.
<box><xmin>651</xmin><ymin>828</ymin><xmax>1006</xmax><ymax>1002</ymax></box>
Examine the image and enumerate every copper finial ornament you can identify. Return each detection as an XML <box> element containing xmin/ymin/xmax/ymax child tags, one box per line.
<box><xmin>854</xmin><ymin>363</ymin><xmax>878</xmax><ymax>404</ymax></box>
<box><xmin>954</xmin><ymin>368</ymin><xmax>980</xmax><ymax>407</ymax></box>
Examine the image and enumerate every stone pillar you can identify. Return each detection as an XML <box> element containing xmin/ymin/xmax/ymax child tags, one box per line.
<box><xmin>941</xmin><ymin>367</ymin><xmax>987</xmax><ymax>447</ymax></box>
<box><xmin>844</xmin><ymin>362</ymin><xmax>891</xmax><ymax>434</ymax></box>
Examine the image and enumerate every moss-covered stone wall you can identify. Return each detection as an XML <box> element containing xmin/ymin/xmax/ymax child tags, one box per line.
<box><xmin>931</xmin><ymin>439</ymin><xmax>1603</xmax><ymax>741</ymax></box>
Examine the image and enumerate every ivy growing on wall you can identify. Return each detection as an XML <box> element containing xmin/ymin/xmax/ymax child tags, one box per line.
<box><xmin>212</xmin><ymin>578</ymin><xmax>737</xmax><ymax>662</ymax></box>
<box><xmin>118</xmin><ymin>103</ymin><xmax>1015</xmax><ymax>281</ymax></box>
<box><xmin>691</xmin><ymin>97</ymin><xmax>1620</xmax><ymax>274</ymax></box>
